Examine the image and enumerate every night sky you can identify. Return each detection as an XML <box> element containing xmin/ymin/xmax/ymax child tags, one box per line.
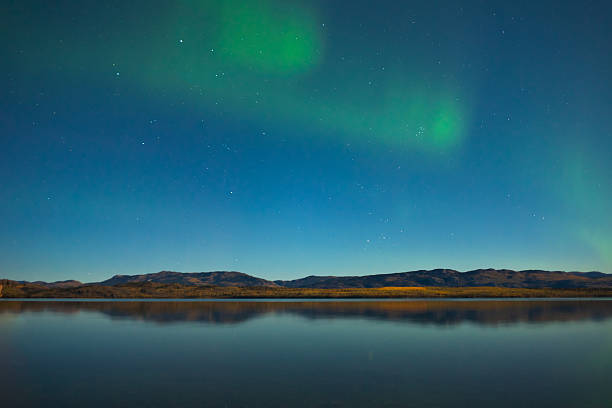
<box><xmin>2</xmin><ymin>0</ymin><xmax>611</xmax><ymax>282</ymax></box>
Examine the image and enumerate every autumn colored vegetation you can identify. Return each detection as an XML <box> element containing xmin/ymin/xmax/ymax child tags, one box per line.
<box><xmin>1</xmin><ymin>279</ymin><xmax>612</xmax><ymax>299</ymax></box>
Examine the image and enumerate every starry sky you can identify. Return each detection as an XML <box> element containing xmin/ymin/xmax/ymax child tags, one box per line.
<box><xmin>2</xmin><ymin>0</ymin><xmax>611</xmax><ymax>282</ymax></box>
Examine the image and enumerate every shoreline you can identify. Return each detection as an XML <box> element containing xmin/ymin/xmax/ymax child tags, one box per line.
<box><xmin>2</xmin><ymin>283</ymin><xmax>612</xmax><ymax>299</ymax></box>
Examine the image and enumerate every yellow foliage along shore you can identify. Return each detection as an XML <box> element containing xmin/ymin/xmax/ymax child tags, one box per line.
<box><xmin>1</xmin><ymin>280</ymin><xmax>612</xmax><ymax>299</ymax></box>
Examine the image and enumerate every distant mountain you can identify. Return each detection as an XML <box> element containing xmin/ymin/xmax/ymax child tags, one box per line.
<box><xmin>25</xmin><ymin>280</ymin><xmax>83</xmax><ymax>289</ymax></box>
<box><xmin>275</xmin><ymin>269</ymin><xmax>612</xmax><ymax>289</ymax></box>
<box><xmin>98</xmin><ymin>271</ymin><xmax>279</xmax><ymax>287</ymax></box>
<box><xmin>3</xmin><ymin>268</ymin><xmax>612</xmax><ymax>299</ymax></box>
<box><xmin>4</xmin><ymin>269</ymin><xmax>612</xmax><ymax>292</ymax></box>
<box><xmin>568</xmin><ymin>271</ymin><xmax>609</xmax><ymax>278</ymax></box>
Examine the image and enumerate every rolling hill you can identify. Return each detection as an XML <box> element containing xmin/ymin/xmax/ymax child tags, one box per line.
<box><xmin>2</xmin><ymin>269</ymin><xmax>611</xmax><ymax>299</ymax></box>
<box><xmin>98</xmin><ymin>270</ymin><xmax>279</xmax><ymax>287</ymax></box>
<box><xmin>275</xmin><ymin>269</ymin><xmax>612</xmax><ymax>289</ymax></box>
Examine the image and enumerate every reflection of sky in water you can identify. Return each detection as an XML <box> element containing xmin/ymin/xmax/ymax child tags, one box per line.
<box><xmin>2</xmin><ymin>300</ymin><xmax>612</xmax><ymax>407</ymax></box>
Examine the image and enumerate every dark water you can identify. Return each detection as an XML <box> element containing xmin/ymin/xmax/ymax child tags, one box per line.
<box><xmin>1</xmin><ymin>299</ymin><xmax>612</xmax><ymax>407</ymax></box>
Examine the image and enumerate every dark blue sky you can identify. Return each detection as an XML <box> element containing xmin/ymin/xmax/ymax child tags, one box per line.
<box><xmin>2</xmin><ymin>0</ymin><xmax>611</xmax><ymax>282</ymax></box>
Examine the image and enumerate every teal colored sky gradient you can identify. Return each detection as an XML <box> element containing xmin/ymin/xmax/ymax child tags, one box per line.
<box><xmin>1</xmin><ymin>0</ymin><xmax>611</xmax><ymax>281</ymax></box>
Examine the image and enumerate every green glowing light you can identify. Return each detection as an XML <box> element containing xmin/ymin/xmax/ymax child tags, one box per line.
<box><xmin>218</xmin><ymin>1</ymin><xmax>321</xmax><ymax>73</ymax></box>
<box><xmin>431</xmin><ymin>103</ymin><xmax>463</xmax><ymax>148</ymax></box>
<box><xmin>557</xmin><ymin>150</ymin><xmax>612</xmax><ymax>267</ymax></box>
<box><xmin>7</xmin><ymin>0</ymin><xmax>469</xmax><ymax>154</ymax></box>
<box><xmin>580</xmin><ymin>230</ymin><xmax>612</xmax><ymax>265</ymax></box>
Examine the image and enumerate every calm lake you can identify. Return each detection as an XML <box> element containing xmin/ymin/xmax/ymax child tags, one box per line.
<box><xmin>2</xmin><ymin>299</ymin><xmax>612</xmax><ymax>407</ymax></box>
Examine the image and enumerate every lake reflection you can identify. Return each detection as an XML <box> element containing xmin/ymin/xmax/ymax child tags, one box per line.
<box><xmin>3</xmin><ymin>299</ymin><xmax>612</xmax><ymax>326</ymax></box>
<box><xmin>2</xmin><ymin>299</ymin><xmax>612</xmax><ymax>407</ymax></box>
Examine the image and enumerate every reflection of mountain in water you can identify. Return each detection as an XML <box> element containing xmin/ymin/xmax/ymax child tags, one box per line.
<box><xmin>1</xmin><ymin>300</ymin><xmax>612</xmax><ymax>326</ymax></box>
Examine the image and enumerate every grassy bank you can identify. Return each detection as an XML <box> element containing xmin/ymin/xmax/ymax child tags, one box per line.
<box><xmin>1</xmin><ymin>281</ymin><xmax>612</xmax><ymax>299</ymax></box>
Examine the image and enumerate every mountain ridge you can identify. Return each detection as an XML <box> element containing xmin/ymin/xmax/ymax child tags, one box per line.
<box><xmin>17</xmin><ymin>280</ymin><xmax>83</xmax><ymax>289</ymax></box>
<box><xmin>6</xmin><ymin>268</ymin><xmax>612</xmax><ymax>289</ymax></box>
<box><xmin>275</xmin><ymin>268</ymin><xmax>612</xmax><ymax>288</ymax></box>
<box><xmin>98</xmin><ymin>270</ymin><xmax>279</xmax><ymax>287</ymax></box>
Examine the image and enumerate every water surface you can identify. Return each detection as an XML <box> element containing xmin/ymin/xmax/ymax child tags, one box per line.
<box><xmin>1</xmin><ymin>299</ymin><xmax>611</xmax><ymax>407</ymax></box>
